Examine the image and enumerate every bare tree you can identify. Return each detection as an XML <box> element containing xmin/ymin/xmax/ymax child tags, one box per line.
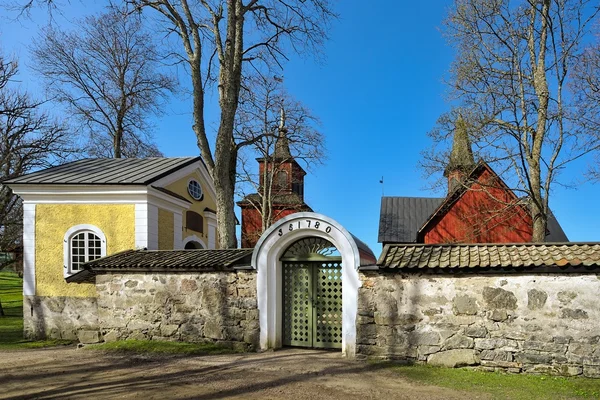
<box><xmin>31</xmin><ymin>10</ymin><xmax>175</xmax><ymax>158</ymax></box>
<box><xmin>571</xmin><ymin>36</ymin><xmax>600</xmax><ymax>180</ymax></box>
<box><xmin>236</xmin><ymin>75</ymin><xmax>324</xmax><ymax>246</ymax></box>
<box><xmin>3</xmin><ymin>0</ymin><xmax>61</xmax><ymax>18</ymax></box>
<box><xmin>126</xmin><ymin>0</ymin><xmax>336</xmax><ymax>248</ymax></box>
<box><xmin>428</xmin><ymin>0</ymin><xmax>600</xmax><ymax>241</ymax></box>
<box><xmin>0</xmin><ymin>52</ymin><xmax>72</xmax><ymax>270</ymax></box>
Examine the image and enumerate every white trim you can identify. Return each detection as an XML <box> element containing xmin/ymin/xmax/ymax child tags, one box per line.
<box><xmin>10</xmin><ymin>185</ymin><xmax>193</xmax><ymax>211</ymax></box>
<box><xmin>251</xmin><ymin>212</ymin><xmax>362</xmax><ymax>358</ymax></box>
<box><xmin>205</xmin><ymin>210</ymin><xmax>218</xmax><ymax>250</ymax></box>
<box><xmin>174</xmin><ymin>212</ymin><xmax>183</xmax><ymax>249</ymax></box>
<box><xmin>148</xmin><ymin>204</ymin><xmax>159</xmax><ymax>250</ymax></box>
<box><xmin>9</xmin><ymin>184</ymin><xmax>149</xmax><ymax>197</ymax></box>
<box><xmin>182</xmin><ymin>235</ymin><xmax>206</xmax><ymax>249</ymax></box>
<box><xmin>22</xmin><ymin>203</ymin><xmax>36</xmax><ymax>296</ymax></box>
<box><xmin>147</xmin><ymin>187</ymin><xmax>192</xmax><ymax>211</ymax></box>
<box><xmin>63</xmin><ymin>224</ymin><xmax>107</xmax><ymax>278</ymax></box>
<box><xmin>135</xmin><ymin>203</ymin><xmax>149</xmax><ymax>248</ymax></box>
<box><xmin>186</xmin><ymin>178</ymin><xmax>204</xmax><ymax>201</ymax></box>
<box><xmin>10</xmin><ymin>194</ymin><xmax>149</xmax><ymax>204</ymax></box>
<box><xmin>152</xmin><ymin>161</ymin><xmax>217</xmax><ymax>202</ymax></box>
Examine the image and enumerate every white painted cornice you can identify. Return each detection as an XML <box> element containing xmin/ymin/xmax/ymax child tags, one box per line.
<box><xmin>152</xmin><ymin>161</ymin><xmax>216</xmax><ymax>201</ymax></box>
<box><xmin>11</xmin><ymin>185</ymin><xmax>191</xmax><ymax>212</ymax></box>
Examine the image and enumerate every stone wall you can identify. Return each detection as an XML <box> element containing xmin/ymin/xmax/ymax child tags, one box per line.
<box><xmin>357</xmin><ymin>272</ymin><xmax>600</xmax><ymax>377</ymax></box>
<box><xmin>23</xmin><ymin>295</ymin><xmax>98</xmax><ymax>340</ymax></box>
<box><xmin>96</xmin><ymin>271</ymin><xmax>259</xmax><ymax>351</ymax></box>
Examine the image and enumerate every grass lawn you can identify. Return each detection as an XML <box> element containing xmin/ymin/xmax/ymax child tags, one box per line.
<box><xmin>0</xmin><ymin>270</ymin><xmax>72</xmax><ymax>349</ymax></box>
<box><xmin>392</xmin><ymin>364</ymin><xmax>600</xmax><ymax>399</ymax></box>
<box><xmin>85</xmin><ymin>339</ymin><xmax>239</xmax><ymax>355</ymax></box>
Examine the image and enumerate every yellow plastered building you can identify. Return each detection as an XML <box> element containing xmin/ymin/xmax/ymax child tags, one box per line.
<box><xmin>6</xmin><ymin>157</ymin><xmax>219</xmax><ymax>339</ymax></box>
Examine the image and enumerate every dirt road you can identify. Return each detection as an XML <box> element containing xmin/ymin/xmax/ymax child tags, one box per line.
<box><xmin>0</xmin><ymin>347</ymin><xmax>479</xmax><ymax>399</ymax></box>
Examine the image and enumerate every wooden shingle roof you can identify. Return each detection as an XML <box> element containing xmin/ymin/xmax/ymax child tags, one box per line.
<box><xmin>377</xmin><ymin>242</ymin><xmax>600</xmax><ymax>271</ymax></box>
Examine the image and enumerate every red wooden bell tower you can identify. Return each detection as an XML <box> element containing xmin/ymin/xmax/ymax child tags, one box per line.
<box><xmin>237</xmin><ymin>108</ymin><xmax>312</xmax><ymax>248</ymax></box>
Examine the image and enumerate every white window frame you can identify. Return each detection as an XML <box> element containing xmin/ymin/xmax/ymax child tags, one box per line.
<box><xmin>63</xmin><ymin>224</ymin><xmax>107</xmax><ymax>278</ymax></box>
<box><xmin>187</xmin><ymin>179</ymin><xmax>204</xmax><ymax>201</ymax></box>
<box><xmin>182</xmin><ymin>234</ymin><xmax>206</xmax><ymax>249</ymax></box>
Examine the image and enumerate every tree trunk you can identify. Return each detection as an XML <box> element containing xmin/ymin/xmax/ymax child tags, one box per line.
<box><xmin>0</xmin><ymin>299</ymin><xmax>4</xmax><ymax>317</ymax></box>
<box><xmin>213</xmin><ymin>135</ymin><xmax>238</xmax><ymax>248</ymax></box>
<box><xmin>114</xmin><ymin>130</ymin><xmax>122</xmax><ymax>158</ymax></box>
<box><xmin>529</xmin><ymin>0</ymin><xmax>551</xmax><ymax>242</ymax></box>
<box><xmin>190</xmin><ymin>60</ymin><xmax>213</xmax><ymax>174</ymax></box>
<box><xmin>530</xmin><ymin>189</ymin><xmax>547</xmax><ymax>242</ymax></box>
<box><xmin>212</xmin><ymin>0</ymin><xmax>244</xmax><ymax>249</ymax></box>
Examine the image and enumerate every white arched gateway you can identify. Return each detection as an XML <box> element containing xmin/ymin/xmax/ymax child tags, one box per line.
<box><xmin>252</xmin><ymin>212</ymin><xmax>376</xmax><ymax>357</ymax></box>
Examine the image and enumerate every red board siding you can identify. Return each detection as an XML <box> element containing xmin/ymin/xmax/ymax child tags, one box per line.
<box><xmin>423</xmin><ymin>169</ymin><xmax>533</xmax><ymax>244</ymax></box>
<box><xmin>240</xmin><ymin>207</ymin><xmax>299</xmax><ymax>248</ymax></box>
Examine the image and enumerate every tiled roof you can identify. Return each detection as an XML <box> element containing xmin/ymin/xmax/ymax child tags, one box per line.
<box><xmin>377</xmin><ymin>243</ymin><xmax>600</xmax><ymax>270</ymax></box>
<box><xmin>4</xmin><ymin>157</ymin><xmax>202</xmax><ymax>185</ymax></box>
<box><xmin>378</xmin><ymin>196</ymin><xmax>444</xmax><ymax>243</ymax></box>
<box><xmin>66</xmin><ymin>249</ymin><xmax>254</xmax><ymax>283</ymax></box>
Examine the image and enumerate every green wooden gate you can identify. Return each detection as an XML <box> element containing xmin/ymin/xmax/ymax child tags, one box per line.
<box><xmin>282</xmin><ymin>261</ymin><xmax>343</xmax><ymax>349</ymax></box>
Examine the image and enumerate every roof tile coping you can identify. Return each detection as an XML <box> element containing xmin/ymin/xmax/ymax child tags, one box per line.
<box><xmin>377</xmin><ymin>242</ymin><xmax>600</xmax><ymax>270</ymax></box>
<box><xmin>65</xmin><ymin>249</ymin><xmax>254</xmax><ymax>283</ymax></box>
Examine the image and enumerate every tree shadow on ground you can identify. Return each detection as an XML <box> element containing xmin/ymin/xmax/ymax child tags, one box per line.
<box><xmin>0</xmin><ymin>349</ymin><xmax>397</xmax><ymax>400</ymax></box>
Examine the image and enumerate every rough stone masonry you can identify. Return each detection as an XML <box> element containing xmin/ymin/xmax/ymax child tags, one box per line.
<box><xmin>93</xmin><ymin>271</ymin><xmax>260</xmax><ymax>351</ymax></box>
<box><xmin>357</xmin><ymin>272</ymin><xmax>600</xmax><ymax>378</ymax></box>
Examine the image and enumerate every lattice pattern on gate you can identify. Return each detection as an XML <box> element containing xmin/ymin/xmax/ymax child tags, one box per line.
<box><xmin>282</xmin><ymin>261</ymin><xmax>342</xmax><ymax>349</ymax></box>
<box><xmin>314</xmin><ymin>262</ymin><xmax>342</xmax><ymax>348</ymax></box>
<box><xmin>283</xmin><ymin>263</ymin><xmax>312</xmax><ymax>347</ymax></box>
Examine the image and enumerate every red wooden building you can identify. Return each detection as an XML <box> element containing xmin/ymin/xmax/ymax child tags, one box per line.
<box><xmin>237</xmin><ymin>114</ymin><xmax>312</xmax><ymax>248</ymax></box>
<box><xmin>378</xmin><ymin>118</ymin><xmax>568</xmax><ymax>245</ymax></box>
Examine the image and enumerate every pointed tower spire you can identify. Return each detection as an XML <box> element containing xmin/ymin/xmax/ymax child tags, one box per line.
<box><xmin>273</xmin><ymin>105</ymin><xmax>292</xmax><ymax>160</ymax></box>
<box><xmin>444</xmin><ymin>115</ymin><xmax>475</xmax><ymax>193</ymax></box>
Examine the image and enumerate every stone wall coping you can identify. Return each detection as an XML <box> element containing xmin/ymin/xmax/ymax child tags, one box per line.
<box><xmin>378</xmin><ymin>242</ymin><xmax>600</xmax><ymax>271</ymax></box>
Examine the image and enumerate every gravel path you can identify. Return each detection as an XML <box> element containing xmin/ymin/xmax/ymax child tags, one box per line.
<box><xmin>0</xmin><ymin>347</ymin><xmax>483</xmax><ymax>399</ymax></box>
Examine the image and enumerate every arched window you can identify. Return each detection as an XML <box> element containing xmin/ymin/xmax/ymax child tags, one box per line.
<box><xmin>63</xmin><ymin>225</ymin><xmax>106</xmax><ymax>277</ymax></box>
<box><xmin>184</xmin><ymin>241</ymin><xmax>204</xmax><ymax>249</ymax></box>
<box><xmin>182</xmin><ymin>235</ymin><xmax>206</xmax><ymax>249</ymax></box>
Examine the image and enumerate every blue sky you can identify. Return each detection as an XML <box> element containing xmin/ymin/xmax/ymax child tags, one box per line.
<box><xmin>2</xmin><ymin>2</ymin><xmax>599</xmax><ymax>253</ymax></box>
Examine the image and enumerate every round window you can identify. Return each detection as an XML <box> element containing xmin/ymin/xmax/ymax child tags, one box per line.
<box><xmin>187</xmin><ymin>180</ymin><xmax>203</xmax><ymax>200</ymax></box>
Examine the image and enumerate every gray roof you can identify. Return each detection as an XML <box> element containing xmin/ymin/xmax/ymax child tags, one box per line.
<box><xmin>4</xmin><ymin>157</ymin><xmax>202</xmax><ymax>185</ymax></box>
<box><xmin>378</xmin><ymin>196</ymin><xmax>443</xmax><ymax>243</ymax></box>
<box><xmin>378</xmin><ymin>242</ymin><xmax>600</xmax><ymax>270</ymax></box>
<box><xmin>349</xmin><ymin>233</ymin><xmax>378</xmax><ymax>266</ymax></box>
<box><xmin>66</xmin><ymin>248</ymin><xmax>254</xmax><ymax>283</ymax></box>
<box><xmin>378</xmin><ymin>196</ymin><xmax>569</xmax><ymax>243</ymax></box>
<box><xmin>546</xmin><ymin>212</ymin><xmax>569</xmax><ymax>242</ymax></box>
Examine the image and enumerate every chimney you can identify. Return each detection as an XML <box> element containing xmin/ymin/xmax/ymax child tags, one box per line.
<box><xmin>443</xmin><ymin>115</ymin><xmax>475</xmax><ymax>194</ymax></box>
